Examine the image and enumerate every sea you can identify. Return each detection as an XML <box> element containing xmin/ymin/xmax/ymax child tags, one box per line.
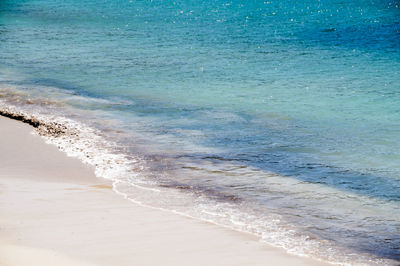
<box><xmin>0</xmin><ymin>0</ymin><xmax>399</xmax><ymax>264</ymax></box>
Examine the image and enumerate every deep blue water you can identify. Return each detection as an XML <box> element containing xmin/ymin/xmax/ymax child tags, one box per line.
<box><xmin>1</xmin><ymin>0</ymin><xmax>400</xmax><ymax>264</ymax></box>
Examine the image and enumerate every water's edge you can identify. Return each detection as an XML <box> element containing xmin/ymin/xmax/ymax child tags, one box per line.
<box><xmin>2</xmin><ymin>103</ymin><xmax>399</xmax><ymax>266</ymax></box>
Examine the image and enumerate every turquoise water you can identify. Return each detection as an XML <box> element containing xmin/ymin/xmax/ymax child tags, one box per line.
<box><xmin>1</xmin><ymin>0</ymin><xmax>400</xmax><ymax>264</ymax></box>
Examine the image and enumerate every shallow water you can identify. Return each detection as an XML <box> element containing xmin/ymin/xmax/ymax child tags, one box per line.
<box><xmin>1</xmin><ymin>0</ymin><xmax>400</xmax><ymax>264</ymax></box>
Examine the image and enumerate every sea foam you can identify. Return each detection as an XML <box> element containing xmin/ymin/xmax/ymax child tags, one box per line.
<box><xmin>0</xmin><ymin>98</ymin><xmax>396</xmax><ymax>266</ymax></box>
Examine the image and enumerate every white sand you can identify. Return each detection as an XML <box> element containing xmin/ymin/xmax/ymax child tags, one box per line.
<box><xmin>0</xmin><ymin>116</ymin><xmax>327</xmax><ymax>266</ymax></box>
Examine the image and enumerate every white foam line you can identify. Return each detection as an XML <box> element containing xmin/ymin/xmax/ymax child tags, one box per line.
<box><xmin>0</xmin><ymin>101</ymin><xmax>386</xmax><ymax>266</ymax></box>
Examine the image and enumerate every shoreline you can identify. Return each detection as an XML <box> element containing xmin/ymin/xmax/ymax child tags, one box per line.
<box><xmin>0</xmin><ymin>115</ymin><xmax>327</xmax><ymax>265</ymax></box>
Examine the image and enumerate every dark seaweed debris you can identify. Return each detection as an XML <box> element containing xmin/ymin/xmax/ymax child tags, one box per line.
<box><xmin>0</xmin><ymin>108</ymin><xmax>40</xmax><ymax>127</ymax></box>
<box><xmin>0</xmin><ymin>108</ymin><xmax>67</xmax><ymax>137</ymax></box>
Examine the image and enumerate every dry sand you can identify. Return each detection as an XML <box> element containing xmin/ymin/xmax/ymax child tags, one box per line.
<box><xmin>0</xmin><ymin>116</ymin><xmax>327</xmax><ymax>266</ymax></box>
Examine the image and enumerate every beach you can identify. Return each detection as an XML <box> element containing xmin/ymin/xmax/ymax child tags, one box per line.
<box><xmin>0</xmin><ymin>115</ymin><xmax>327</xmax><ymax>265</ymax></box>
<box><xmin>1</xmin><ymin>0</ymin><xmax>399</xmax><ymax>264</ymax></box>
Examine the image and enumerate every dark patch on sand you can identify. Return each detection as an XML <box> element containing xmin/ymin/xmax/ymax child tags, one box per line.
<box><xmin>0</xmin><ymin>108</ymin><xmax>67</xmax><ymax>137</ymax></box>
